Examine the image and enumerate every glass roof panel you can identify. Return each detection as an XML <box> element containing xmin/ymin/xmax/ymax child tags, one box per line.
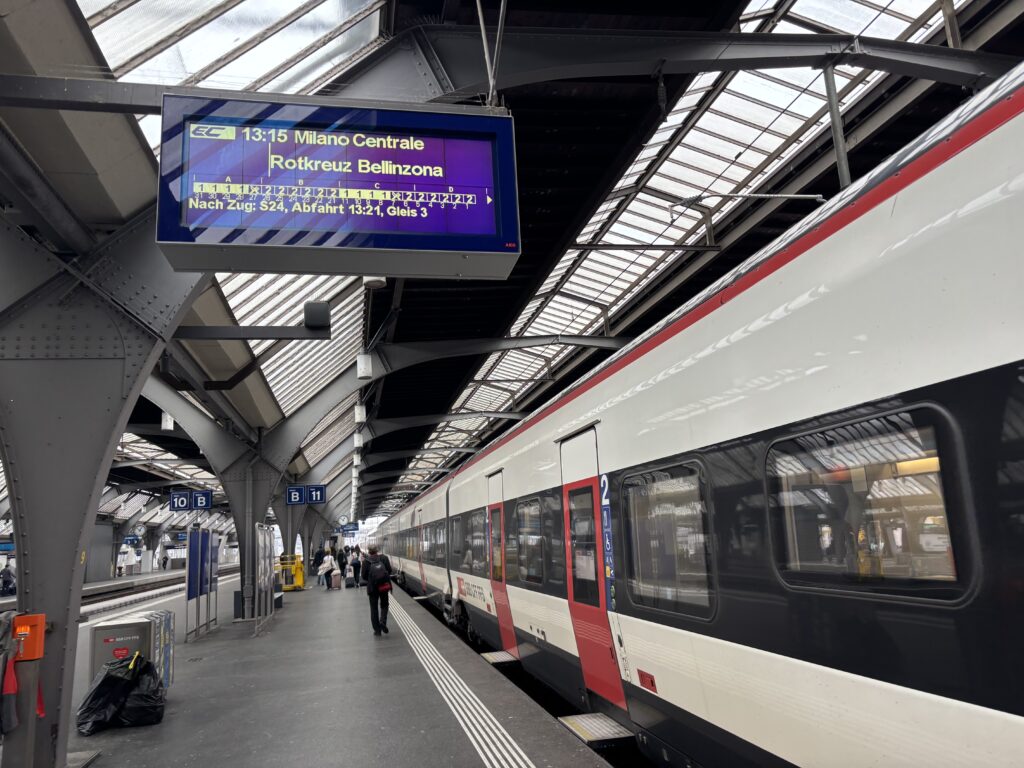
<box><xmin>119</xmin><ymin>0</ymin><xmax>298</xmax><ymax>85</ymax></box>
<box><xmin>260</xmin><ymin>291</ymin><xmax>364</xmax><ymax>415</ymax></box>
<box><xmin>194</xmin><ymin>0</ymin><xmax>378</xmax><ymax>90</ymax></box>
<box><xmin>392</xmin><ymin>0</ymin><xmax>956</xmax><ymax>498</ymax></box>
<box><xmin>93</xmin><ymin>0</ymin><xmax>231</xmax><ymax>72</ymax></box>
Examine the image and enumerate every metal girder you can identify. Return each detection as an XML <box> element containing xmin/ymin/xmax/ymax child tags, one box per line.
<box><xmin>375</xmin><ymin>335</ymin><xmax>630</xmax><ymax>374</ymax></box>
<box><xmin>331</xmin><ymin>26</ymin><xmax>1021</xmax><ymax>100</ymax></box>
<box><xmin>1</xmin><ymin>29</ymin><xmax>1013</xmax><ymax>115</ymax></box>
<box><xmin>173</xmin><ymin>326</ymin><xmax>331</xmax><ymax>341</ymax></box>
<box><xmin>111</xmin><ymin>458</ymin><xmax>209</xmax><ymax>469</ymax></box>
<box><xmin>360</xmin><ymin>467</ymin><xmax>452</xmax><ymax>482</ymax></box>
<box><xmin>0</xmin><ymin>210</ymin><xmax>62</xmax><ymax>321</ymax></box>
<box><xmin>0</xmin><ymin>122</ymin><xmax>96</xmax><ymax>254</ymax></box>
<box><xmin>0</xmin><ymin>210</ymin><xmax>204</xmax><ymax>768</ymax></box>
<box><xmin>360</xmin><ymin>447</ymin><xmax>478</xmax><ymax>469</ymax></box>
<box><xmin>364</xmin><ymin>411</ymin><xmax>526</xmax><ymax>440</ymax></box>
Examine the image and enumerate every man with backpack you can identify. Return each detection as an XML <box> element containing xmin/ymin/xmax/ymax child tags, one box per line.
<box><xmin>363</xmin><ymin>545</ymin><xmax>393</xmax><ymax>637</ymax></box>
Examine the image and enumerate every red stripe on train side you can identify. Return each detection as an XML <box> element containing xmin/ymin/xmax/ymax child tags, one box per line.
<box><xmin>405</xmin><ymin>87</ymin><xmax>1024</xmax><ymax>512</ymax></box>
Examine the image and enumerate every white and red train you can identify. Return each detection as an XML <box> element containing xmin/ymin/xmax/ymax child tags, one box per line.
<box><xmin>370</xmin><ymin>63</ymin><xmax>1024</xmax><ymax>767</ymax></box>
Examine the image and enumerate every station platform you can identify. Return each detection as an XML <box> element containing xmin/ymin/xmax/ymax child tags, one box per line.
<box><xmin>69</xmin><ymin>585</ymin><xmax>610</xmax><ymax>768</ymax></box>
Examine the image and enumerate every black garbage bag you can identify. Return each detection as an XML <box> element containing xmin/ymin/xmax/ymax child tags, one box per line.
<box><xmin>117</xmin><ymin>660</ymin><xmax>165</xmax><ymax>728</ymax></box>
<box><xmin>75</xmin><ymin>653</ymin><xmax>143</xmax><ymax>736</ymax></box>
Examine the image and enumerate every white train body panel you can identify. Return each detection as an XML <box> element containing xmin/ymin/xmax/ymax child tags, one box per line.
<box><xmin>379</xmin><ymin>67</ymin><xmax>1024</xmax><ymax>766</ymax></box>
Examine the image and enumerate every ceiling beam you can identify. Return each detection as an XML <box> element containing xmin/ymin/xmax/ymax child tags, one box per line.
<box><xmin>0</xmin><ymin>29</ymin><xmax>1014</xmax><ymax>114</ymax></box>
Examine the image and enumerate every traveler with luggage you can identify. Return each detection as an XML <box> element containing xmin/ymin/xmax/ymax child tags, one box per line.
<box><xmin>318</xmin><ymin>550</ymin><xmax>339</xmax><ymax>591</ymax></box>
<box><xmin>363</xmin><ymin>545</ymin><xmax>393</xmax><ymax>637</ymax></box>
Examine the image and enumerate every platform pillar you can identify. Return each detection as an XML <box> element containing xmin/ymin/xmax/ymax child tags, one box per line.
<box><xmin>0</xmin><ymin>214</ymin><xmax>204</xmax><ymax>768</ymax></box>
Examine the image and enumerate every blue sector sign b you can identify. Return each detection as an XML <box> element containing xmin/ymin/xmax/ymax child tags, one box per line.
<box><xmin>286</xmin><ymin>485</ymin><xmax>306</xmax><ymax>505</ymax></box>
<box><xmin>192</xmin><ymin>490</ymin><xmax>213</xmax><ymax>509</ymax></box>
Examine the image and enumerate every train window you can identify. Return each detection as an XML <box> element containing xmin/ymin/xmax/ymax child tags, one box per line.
<box><xmin>504</xmin><ymin>507</ymin><xmax>519</xmax><ymax>582</ymax></box>
<box><xmin>569</xmin><ymin>487</ymin><xmax>600</xmax><ymax>607</ymax></box>
<box><xmin>516</xmin><ymin>498</ymin><xmax>544</xmax><ymax>584</ymax></box>
<box><xmin>421</xmin><ymin>523</ymin><xmax>433</xmax><ymax>563</ymax></box>
<box><xmin>624</xmin><ymin>464</ymin><xmax>712</xmax><ymax>615</ymax></box>
<box><xmin>451</xmin><ymin>514</ymin><xmax>467</xmax><ymax>574</ymax></box>
<box><xmin>767</xmin><ymin>410</ymin><xmax>958</xmax><ymax>586</ymax></box>
<box><xmin>490</xmin><ymin>508</ymin><xmax>503</xmax><ymax>582</ymax></box>
<box><xmin>434</xmin><ymin>521</ymin><xmax>447</xmax><ymax>567</ymax></box>
<box><xmin>469</xmin><ymin>510</ymin><xmax>488</xmax><ymax>578</ymax></box>
<box><xmin>514</xmin><ymin>497</ymin><xmax>566</xmax><ymax>588</ymax></box>
<box><xmin>546</xmin><ymin>498</ymin><xmax>566</xmax><ymax>588</ymax></box>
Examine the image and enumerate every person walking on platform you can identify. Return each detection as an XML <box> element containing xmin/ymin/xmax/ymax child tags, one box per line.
<box><xmin>312</xmin><ymin>546</ymin><xmax>325</xmax><ymax>586</ymax></box>
<box><xmin>319</xmin><ymin>549</ymin><xmax>339</xmax><ymax>591</ymax></box>
<box><xmin>349</xmin><ymin>546</ymin><xmax>361</xmax><ymax>587</ymax></box>
<box><xmin>364</xmin><ymin>545</ymin><xmax>393</xmax><ymax>636</ymax></box>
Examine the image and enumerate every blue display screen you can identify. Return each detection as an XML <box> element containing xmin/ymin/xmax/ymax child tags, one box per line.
<box><xmin>157</xmin><ymin>95</ymin><xmax>519</xmax><ymax>259</ymax></box>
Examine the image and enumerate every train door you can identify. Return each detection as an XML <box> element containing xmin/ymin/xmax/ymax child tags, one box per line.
<box><xmin>488</xmin><ymin>471</ymin><xmax>519</xmax><ymax>656</ymax></box>
<box><xmin>560</xmin><ymin>429</ymin><xmax>627</xmax><ymax>710</ymax></box>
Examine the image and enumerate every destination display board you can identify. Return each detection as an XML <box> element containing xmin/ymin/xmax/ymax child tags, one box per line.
<box><xmin>157</xmin><ymin>94</ymin><xmax>520</xmax><ymax>279</ymax></box>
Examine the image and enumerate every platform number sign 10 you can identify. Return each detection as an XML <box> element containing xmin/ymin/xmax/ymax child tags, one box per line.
<box><xmin>170</xmin><ymin>491</ymin><xmax>191</xmax><ymax>511</ymax></box>
<box><xmin>307</xmin><ymin>485</ymin><xmax>326</xmax><ymax>504</ymax></box>
<box><xmin>286</xmin><ymin>485</ymin><xmax>306</xmax><ymax>505</ymax></box>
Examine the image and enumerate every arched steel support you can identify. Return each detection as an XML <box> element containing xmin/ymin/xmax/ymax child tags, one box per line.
<box><xmin>0</xmin><ymin>212</ymin><xmax>205</xmax><ymax>768</ymax></box>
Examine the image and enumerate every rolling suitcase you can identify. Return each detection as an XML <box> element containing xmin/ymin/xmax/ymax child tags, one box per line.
<box><xmin>332</xmin><ymin>571</ymin><xmax>342</xmax><ymax>590</ymax></box>
<box><xmin>344</xmin><ymin>565</ymin><xmax>355</xmax><ymax>589</ymax></box>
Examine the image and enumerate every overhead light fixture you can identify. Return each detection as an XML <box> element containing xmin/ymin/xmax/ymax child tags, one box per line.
<box><xmin>356</xmin><ymin>352</ymin><xmax>373</xmax><ymax>381</ymax></box>
<box><xmin>354</xmin><ymin>404</ymin><xmax>366</xmax><ymax>424</ymax></box>
<box><xmin>363</xmin><ymin>276</ymin><xmax>386</xmax><ymax>290</ymax></box>
<box><xmin>160</xmin><ymin>412</ymin><xmax>175</xmax><ymax>431</ymax></box>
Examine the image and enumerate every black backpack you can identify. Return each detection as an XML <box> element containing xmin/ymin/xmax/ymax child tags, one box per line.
<box><xmin>367</xmin><ymin>558</ymin><xmax>388</xmax><ymax>585</ymax></box>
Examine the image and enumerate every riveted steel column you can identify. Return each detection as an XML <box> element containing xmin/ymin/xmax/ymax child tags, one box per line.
<box><xmin>0</xmin><ymin>213</ymin><xmax>205</xmax><ymax>768</ymax></box>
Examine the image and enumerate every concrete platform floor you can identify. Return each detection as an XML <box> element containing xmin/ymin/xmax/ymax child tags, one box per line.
<box><xmin>70</xmin><ymin>584</ymin><xmax>610</xmax><ymax>768</ymax></box>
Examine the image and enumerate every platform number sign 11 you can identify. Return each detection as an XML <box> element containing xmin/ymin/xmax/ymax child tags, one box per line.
<box><xmin>307</xmin><ymin>485</ymin><xmax>326</xmax><ymax>504</ymax></box>
<box><xmin>286</xmin><ymin>485</ymin><xmax>306</xmax><ymax>505</ymax></box>
<box><xmin>170</xmin><ymin>491</ymin><xmax>191</xmax><ymax>511</ymax></box>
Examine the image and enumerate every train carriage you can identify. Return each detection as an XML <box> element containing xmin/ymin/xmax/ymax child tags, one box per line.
<box><xmin>375</xmin><ymin>61</ymin><xmax>1024</xmax><ymax>767</ymax></box>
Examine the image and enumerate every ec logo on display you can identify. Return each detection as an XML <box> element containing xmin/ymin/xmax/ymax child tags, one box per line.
<box><xmin>286</xmin><ymin>485</ymin><xmax>306</xmax><ymax>505</ymax></box>
<box><xmin>189</xmin><ymin>124</ymin><xmax>236</xmax><ymax>141</ymax></box>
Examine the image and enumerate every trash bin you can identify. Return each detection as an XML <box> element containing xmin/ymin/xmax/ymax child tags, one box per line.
<box><xmin>91</xmin><ymin>610</ymin><xmax>174</xmax><ymax>690</ymax></box>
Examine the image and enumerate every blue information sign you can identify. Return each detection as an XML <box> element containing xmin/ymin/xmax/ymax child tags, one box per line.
<box><xmin>157</xmin><ymin>95</ymin><xmax>520</xmax><ymax>280</ymax></box>
<box><xmin>170</xmin><ymin>491</ymin><xmax>191</xmax><ymax>511</ymax></box>
<box><xmin>285</xmin><ymin>485</ymin><xmax>306</xmax><ymax>505</ymax></box>
<box><xmin>306</xmin><ymin>484</ymin><xmax>327</xmax><ymax>504</ymax></box>
<box><xmin>342</xmin><ymin>523</ymin><xmax>359</xmax><ymax>535</ymax></box>
<box><xmin>600</xmin><ymin>474</ymin><xmax>616</xmax><ymax>612</ymax></box>
<box><xmin>192</xmin><ymin>490</ymin><xmax>213</xmax><ymax>510</ymax></box>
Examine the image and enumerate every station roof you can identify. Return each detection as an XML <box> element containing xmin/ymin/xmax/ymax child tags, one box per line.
<box><xmin>1</xmin><ymin>0</ymin><xmax>1022</xmax><ymax>526</ymax></box>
